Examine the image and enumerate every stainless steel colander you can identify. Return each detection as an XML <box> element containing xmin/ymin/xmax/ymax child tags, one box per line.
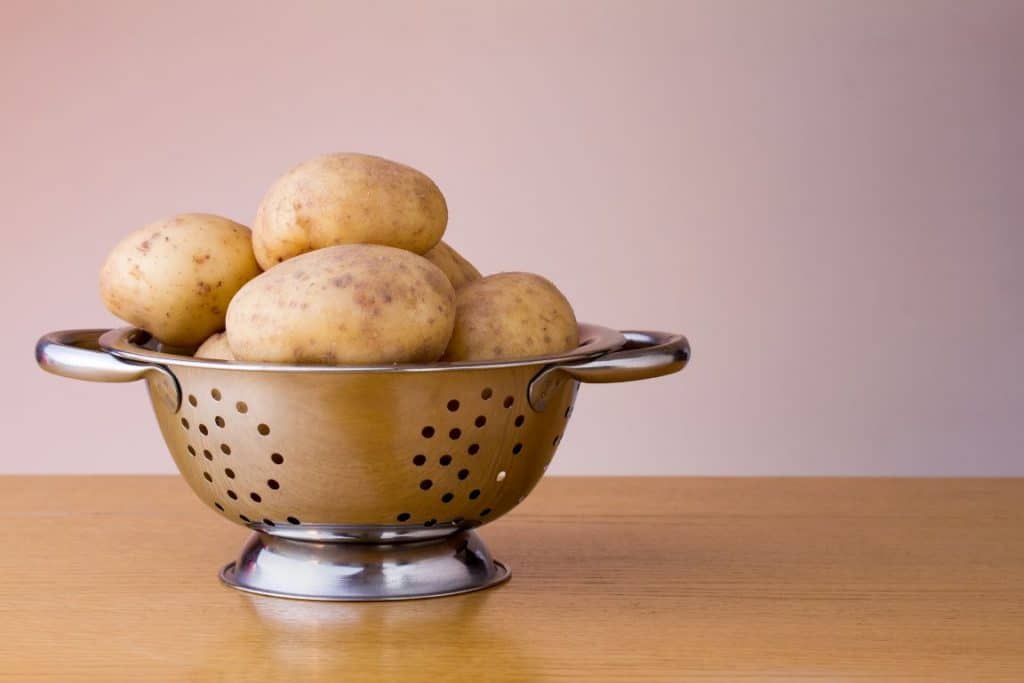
<box><xmin>36</xmin><ymin>324</ymin><xmax>689</xmax><ymax>600</ymax></box>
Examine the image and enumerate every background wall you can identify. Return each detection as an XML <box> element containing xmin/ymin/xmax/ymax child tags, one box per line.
<box><xmin>3</xmin><ymin>0</ymin><xmax>1021</xmax><ymax>474</ymax></box>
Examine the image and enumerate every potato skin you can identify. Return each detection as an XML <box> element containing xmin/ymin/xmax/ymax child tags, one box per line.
<box><xmin>194</xmin><ymin>332</ymin><xmax>235</xmax><ymax>360</ymax></box>
<box><xmin>226</xmin><ymin>244</ymin><xmax>455</xmax><ymax>364</ymax></box>
<box><xmin>99</xmin><ymin>214</ymin><xmax>260</xmax><ymax>348</ymax></box>
<box><xmin>443</xmin><ymin>272</ymin><xmax>579</xmax><ymax>361</ymax></box>
<box><xmin>253</xmin><ymin>153</ymin><xmax>448</xmax><ymax>269</ymax></box>
<box><xmin>422</xmin><ymin>241</ymin><xmax>482</xmax><ymax>290</ymax></box>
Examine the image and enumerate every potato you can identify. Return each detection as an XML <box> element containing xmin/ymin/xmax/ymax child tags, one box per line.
<box><xmin>443</xmin><ymin>272</ymin><xmax>579</xmax><ymax>361</ymax></box>
<box><xmin>194</xmin><ymin>332</ymin><xmax>235</xmax><ymax>361</ymax></box>
<box><xmin>99</xmin><ymin>214</ymin><xmax>261</xmax><ymax>348</ymax></box>
<box><xmin>226</xmin><ymin>244</ymin><xmax>455</xmax><ymax>364</ymax></box>
<box><xmin>422</xmin><ymin>240</ymin><xmax>482</xmax><ymax>289</ymax></box>
<box><xmin>253</xmin><ymin>153</ymin><xmax>447</xmax><ymax>269</ymax></box>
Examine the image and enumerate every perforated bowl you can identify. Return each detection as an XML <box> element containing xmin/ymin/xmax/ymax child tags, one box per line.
<box><xmin>36</xmin><ymin>324</ymin><xmax>689</xmax><ymax>600</ymax></box>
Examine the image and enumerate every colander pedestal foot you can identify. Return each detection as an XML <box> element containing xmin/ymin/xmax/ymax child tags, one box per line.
<box><xmin>219</xmin><ymin>530</ymin><xmax>510</xmax><ymax>601</ymax></box>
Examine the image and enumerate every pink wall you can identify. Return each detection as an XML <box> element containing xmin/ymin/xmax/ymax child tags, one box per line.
<box><xmin>4</xmin><ymin>1</ymin><xmax>1022</xmax><ymax>474</ymax></box>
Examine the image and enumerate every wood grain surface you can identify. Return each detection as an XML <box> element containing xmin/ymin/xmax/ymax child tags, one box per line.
<box><xmin>1</xmin><ymin>476</ymin><xmax>1022</xmax><ymax>681</ymax></box>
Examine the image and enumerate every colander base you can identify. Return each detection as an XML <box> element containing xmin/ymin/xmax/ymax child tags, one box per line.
<box><xmin>218</xmin><ymin>530</ymin><xmax>510</xmax><ymax>601</ymax></box>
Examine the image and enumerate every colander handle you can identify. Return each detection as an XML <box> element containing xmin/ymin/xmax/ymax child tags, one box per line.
<box><xmin>528</xmin><ymin>330</ymin><xmax>689</xmax><ymax>411</ymax></box>
<box><xmin>35</xmin><ymin>329</ymin><xmax>181</xmax><ymax>410</ymax></box>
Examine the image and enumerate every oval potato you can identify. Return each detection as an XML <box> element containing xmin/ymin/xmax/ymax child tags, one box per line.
<box><xmin>226</xmin><ymin>244</ymin><xmax>455</xmax><ymax>364</ymax></box>
<box><xmin>443</xmin><ymin>272</ymin><xmax>579</xmax><ymax>361</ymax></box>
<box><xmin>422</xmin><ymin>240</ymin><xmax>482</xmax><ymax>290</ymax></box>
<box><xmin>194</xmin><ymin>332</ymin><xmax>235</xmax><ymax>360</ymax></box>
<box><xmin>253</xmin><ymin>153</ymin><xmax>448</xmax><ymax>269</ymax></box>
<box><xmin>99</xmin><ymin>214</ymin><xmax>260</xmax><ymax>348</ymax></box>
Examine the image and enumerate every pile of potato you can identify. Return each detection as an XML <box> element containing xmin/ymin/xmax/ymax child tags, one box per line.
<box><xmin>99</xmin><ymin>153</ymin><xmax>579</xmax><ymax>364</ymax></box>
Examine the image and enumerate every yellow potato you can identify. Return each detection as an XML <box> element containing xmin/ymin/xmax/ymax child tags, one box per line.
<box><xmin>422</xmin><ymin>240</ymin><xmax>482</xmax><ymax>290</ymax></box>
<box><xmin>194</xmin><ymin>332</ymin><xmax>235</xmax><ymax>360</ymax></box>
<box><xmin>253</xmin><ymin>153</ymin><xmax>447</xmax><ymax>269</ymax></box>
<box><xmin>443</xmin><ymin>272</ymin><xmax>579</xmax><ymax>361</ymax></box>
<box><xmin>99</xmin><ymin>214</ymin><xmax>260</xmax><ymax>348</ymax></box>
<box><xmin>226</xmin><ymin>244</ymin><xmax>455</xmax><ymax>364</ymax></box>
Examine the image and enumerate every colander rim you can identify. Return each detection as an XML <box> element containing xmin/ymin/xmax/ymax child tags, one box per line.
<box><xmin>98</xmin><ymin>323</ymin><xmax>626</xmax><ymax>373</ymax></box>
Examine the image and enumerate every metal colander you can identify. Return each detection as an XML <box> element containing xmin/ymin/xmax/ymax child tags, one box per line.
<box><xmin>36</xmin><ymin>324</ymin><xmax>689</xmax><ymax>600</ymax></box>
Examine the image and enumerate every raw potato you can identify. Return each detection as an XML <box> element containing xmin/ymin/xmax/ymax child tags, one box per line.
<box><xmin>443</xmin><ymin>272</ymin><xmax>579</xmax><ymax>361</ymax></box>
<box><xmin>226</xmin><ymin>244</ymin><xmax>455</xmax><ymax>364</ymax></box>
<box><xmin>99</xmin><ymin>214</ymin><xmax>261</xmax><ymax>348</ymax></box>
<box><xmin>422</xmin><ymin>240</ymin><xmax>482</xmax><ymax>290</ymax></box>
<box><xmin>253</xmin><ymin>153</ymin><xmax>448</xmax><ymax>269</ymax></box>
<box><xmin>194</xmin><ymin>332</ymin><xmax>235</xmax><ymax>361</ymax></box>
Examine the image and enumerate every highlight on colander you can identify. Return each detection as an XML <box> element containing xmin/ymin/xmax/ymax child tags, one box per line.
<box><xmin>35</xmin><ymin>153</ymin><xmax>690</xmax><ymax>601</ymax></box>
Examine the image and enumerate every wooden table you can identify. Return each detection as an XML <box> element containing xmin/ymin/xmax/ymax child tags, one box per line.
<box><xmin>1</xmin><ymin>477</ymin><xmax>1022</xmax><ymax>681</ymax></box>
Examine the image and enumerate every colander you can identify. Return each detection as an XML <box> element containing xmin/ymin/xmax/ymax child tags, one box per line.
<box><xmin>36</xmin><ymin>324</ymin><xmax>689</xmax><ymax>600</ymax></box>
